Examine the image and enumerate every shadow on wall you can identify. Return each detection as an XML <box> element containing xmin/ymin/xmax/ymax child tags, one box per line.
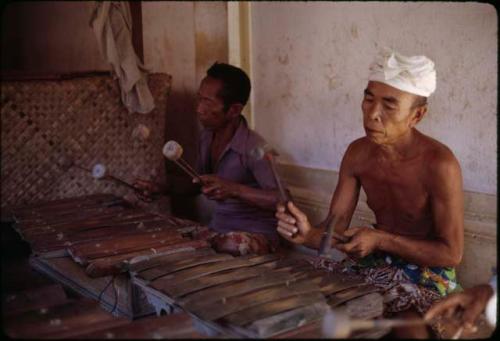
<box><xmin>163</xmin><ymin>89</ymin><xmax>204</xmax><ymax>222</ymax></box>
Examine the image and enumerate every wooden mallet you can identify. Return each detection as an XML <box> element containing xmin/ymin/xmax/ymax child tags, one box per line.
<box><xmin>250</xmin><ymin>145</ymin><xmax>297</xmax><ymax>237</ymax></box>
<box><xmin>322</xmin><ymin>307</ymin><xmax>465</xmax><ymax>339</ymax></box>
<box><xmin>318</xmin><ymin>213</ymin><xmax>351</xmax><ymax>257</ymax></box>
<box><xmin>322</xmin><ymin>308</ymin><xmax>429</xmax><ymax>338</ymax></box>
<box><xmin>91</xmin><ymin>163</ymin><xmax>140</xmax><ymax>191</ymax></box>
<box><xmin>162</xmin><ymin>140</ymin><xmax>203</xmax><ymax>183</ymax></box>
<box><xmin>250</xmin><ymin>144</ymin><xmax>290</xmax><ymax>204</ymax></box>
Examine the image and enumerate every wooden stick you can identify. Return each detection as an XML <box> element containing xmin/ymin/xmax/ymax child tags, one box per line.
<box><xmin>264</xmin><ymin>153</ymin><xmax>289</xmax><ymax>204</ymax></box>
<box><xmin>358</xmin><ymin>317</ymin><xmax>427</xmax><ymax>329</ymax></box>
<box><xmin>163</xmin><ymin>140</ymin><xmax>203</xmax><ymax>182</ymax></box>
<box><xmin>258</xmin><ymin>148</ymin><xmax>299</xmax><ymax>239</ymax></box>
<box><xmin>173</xmin><ymin>159</ymin><xmax>203</xmax><ymax>182</ymax></box>
<box><xmin>105</xmin><ymin>174</ymin><xmax>140</xmax><ymax>191</ymax></box>
<box><xmin>177</xmin><ymin>158</ymin><xmax>202</xmax><ymax>181</ymax></box>
<box><xmin>451</xmin><ymin>326</ymin><xmax>464</xmax><ymax>339</ymax></box>
<box><xmin>72</xmin><ymin>162</ymin><xmax>146</xmax><ymax>194</ymax></box>
<box><xmin>323</xmin><ymin>309</ymin><xmax>430</xmax><ymax>338</ymax></box>
<box><xmin>318</xmin><ymin>213</ymin><xmax>350</xmax><ymax>256</ymax></box>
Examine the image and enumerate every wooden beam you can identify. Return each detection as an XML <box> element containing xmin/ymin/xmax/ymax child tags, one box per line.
<box><xmin>129</xmin><ymin>1</ymin><xmax>144</xmax><ymax>63</ymax></box>
<box><xmin>228</xmin><ymin>2</ymin><xmax>253</xmax><ymax>128</ymax></box>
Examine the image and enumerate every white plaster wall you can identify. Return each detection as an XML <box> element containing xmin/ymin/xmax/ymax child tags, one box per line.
<box><xmin>142</xmin><ymin>2</ymin><xmax>227</xmax><ymax>163</ymax></box>
<box><xmin>194</xmin><ymin>2</ymin><xmax>229</xmax><ymax>85</ymax></box>
<box><xmin>142</xmin><ymin>1</ymin><xmax>228</xmax><ymax>112</ymax></box>
<box><xmin>142</xmin><ymin>2</ymin><xmax>196</xmax><ymax>99</ymax></box>
<box><xmin>252</xmin><ymin>2</ymin><xmax>497</xmax><ymax>195</ymax></box>
<box><xmin>142</xmin><ymin>2</ymin><xmax>227</xmax><ymax>221</ymax></box>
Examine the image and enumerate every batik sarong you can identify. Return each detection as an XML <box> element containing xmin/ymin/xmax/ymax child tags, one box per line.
<box><xmin>314</xmin><ymin>252</ymin><xmax>462</xmax><ymax>337</ymax></box>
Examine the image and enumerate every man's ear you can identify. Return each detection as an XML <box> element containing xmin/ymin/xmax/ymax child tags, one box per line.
<box><xmin>409</xmin><ymin>104</ymin><xmax>427</xmax><ymax>128</ymax></box>
<box><xmin>227</xmin><ymin>103</ymin><xmax>244</xmax><ymax>119</ymax></box>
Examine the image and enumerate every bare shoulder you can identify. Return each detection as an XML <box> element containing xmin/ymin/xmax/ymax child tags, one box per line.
<box><xmin>420</xmin><ymin>134</ymin><xmax>460</xmax><ymax>168</ymax></box>
<box><xmin>419</xmin><ymin>132</ymin><xmax>462</xmax><ymax>186</ymax></box>
<box><xmin>340</xmin><ymin>137</ymin><xmax>373</xmax><ymax>173</ymax></box>
<box><xmin>344</xmin><ymin>137</ymin><xmax>373</xmax><ymax>158</ymax></box>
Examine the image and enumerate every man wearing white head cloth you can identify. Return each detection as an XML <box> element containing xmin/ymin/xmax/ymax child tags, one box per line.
<box><xmin>276</xmin><ymin>48</ymin><xmax>464</xmax><ymax>338</ymax></box>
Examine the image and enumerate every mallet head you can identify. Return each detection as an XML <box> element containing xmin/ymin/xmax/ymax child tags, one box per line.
<box><xmin>92</xmin><ymin>163</ymin><xmax>107</xmax><ymax>179</ymax></box>
<box><xmin>163</xmin><ymin>140</ymin><xmax>183</xmax><ymax>161</ymax></box>
<box><xmin>249</xmin><ymin>144</ymin><xmax>278</xmax><ymax>161</ymax></box>
<box><xmin>322</xmin><ymin>308</ymin><xmax>352</xmax><ymax>339</ymax></box>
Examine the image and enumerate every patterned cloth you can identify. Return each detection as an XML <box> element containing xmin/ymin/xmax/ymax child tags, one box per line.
<box><xmin>356</xmin><ymin>252</ymin><xmax>461</xmax><ymax>297</ymax></box>
<box><xmin>194</xmin><ymin>227</ymin><xmax>279</xmax><ymax>256</ymax></box>
<box><xmin>313</xmin><ymin>252</ymin><xmax>463</xmax><ymax>337</ymax></box>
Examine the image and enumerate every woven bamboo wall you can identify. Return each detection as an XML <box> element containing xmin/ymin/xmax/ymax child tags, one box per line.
<box><xmin>1</xmin><ymin>73</ymin><xmax>172</xmax><ymax>217</ymax></box>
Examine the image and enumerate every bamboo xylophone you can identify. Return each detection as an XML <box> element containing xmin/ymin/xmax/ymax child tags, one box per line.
<box><xmin>8</xmin><ymin>194</ymin><xmax>385</xmax><ymax>335</ymax></box>
<box><xmin>130</xmin><ymin>248</ymin><xmax>383</xmax><ymax>338</ymax></box>
<box><xmin>9</xmin><ymin>193</ymin><xmax>209</xmax><ymax>277</ymax></box>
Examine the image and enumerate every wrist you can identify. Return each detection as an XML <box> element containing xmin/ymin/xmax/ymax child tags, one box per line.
<box><xmin>308</xmin><ymin>227</ymin><xmax>323</xmax><ymax>249</ymax></box>
<box><xmin>375</xmin><ymin>228</ymin><xmax>390</xmax><ymax>251</ymax></box>
<box><xmin>231</xmin><ymin>183</ymin><xmax>242</xmax><ymax>198</ymax></box>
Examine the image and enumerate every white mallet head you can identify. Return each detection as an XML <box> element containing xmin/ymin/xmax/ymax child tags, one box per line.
<box><xmin>249</xmin><ymin>146</ymin><xmax>265</xmax><ymax>161</ymax></box>
<box><xmin>249</xmin><ymin>144</ymin><xmax>277</xmax><ymax>161</ymax></box>
<box><xmin>132</xmin><ymin>124</ymin><xmax>151</xmax><ymax>140</ymax></box>
<box><xmin>486</xmin><ymin>292</ymin><xmax>497</xmax><ymax>327</ymax></box>
<box><xmin>162</xmin><ymin>140</ymin><xmax>183</xmax><ymax>161</ymax></box>
<box><xmin>322</xmin><ymin>308</ymin><xmax>352</xmax><ymax>339</ymax></box>
<box><xmin>92</xmin><ymin>163</ymin><xmax>107</xmax><ymax>179</ymax></box>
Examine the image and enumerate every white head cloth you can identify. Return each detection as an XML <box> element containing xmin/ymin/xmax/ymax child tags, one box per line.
<box><xmin>368</xmin><ymin>48</ymin><xmax>436</xmax><ymax>97</ymax></box>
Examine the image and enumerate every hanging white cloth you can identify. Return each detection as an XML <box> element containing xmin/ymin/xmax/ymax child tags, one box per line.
<box><xmin>90</xmin><ymin>1</ymin><xmax>155</xmax><ymax>114</ymax></box>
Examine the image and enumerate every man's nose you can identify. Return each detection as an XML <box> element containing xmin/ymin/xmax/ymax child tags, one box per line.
<box><xmin>366</xmin><ymin>103</ymin><xmax>382</xmax><ymax>122</ymax></box>
<box><xmin>196</xmin><ymin>101</ymin><xmax>205</xmax><ymax>115</ymax></box>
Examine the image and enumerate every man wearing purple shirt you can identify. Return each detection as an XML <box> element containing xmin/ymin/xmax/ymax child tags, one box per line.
<box><xmin>136</xmin><ymin>63</ymin><xmax>282</xmax><ymax>255</ymax></box>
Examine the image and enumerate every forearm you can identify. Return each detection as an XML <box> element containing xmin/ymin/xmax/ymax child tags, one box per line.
<box><xmin>377</xmin><ymin>230</ymin><xmax>461</xmax><ymax>267</ymax></box>
<box><xmin>303</xmin><ymin>227</ymin><xmax>324</xmax><ymax>249</ymax></box>
<box><xmin>234</xmin><ymin>185</ymin><xmax>280</xmax><ymax>211</ymax></box>
<box><xmin>302</xmin><ymin>213</ymin><xmax>352</xmax><ymax>250</ymax></box>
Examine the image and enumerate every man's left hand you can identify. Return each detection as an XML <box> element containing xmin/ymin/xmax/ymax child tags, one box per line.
<box><xmin>335</xmin><ymin>226</ymin><xmax>383</xmax><ymax>258</ymax></box>
<box><xmin>199</xmin><ymin>174</ymin><xmax>240</xmax><ymax>201</ymax></box>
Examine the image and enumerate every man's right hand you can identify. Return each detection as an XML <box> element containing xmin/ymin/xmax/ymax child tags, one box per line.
<box><xmin>276</xmin><ymin>201</ymin><xmax>312</xmax><ymax>244</ymax></box>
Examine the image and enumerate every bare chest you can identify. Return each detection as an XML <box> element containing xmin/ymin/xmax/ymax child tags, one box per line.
<box><xmin>356</xmin><ymin>157</ymin><xmax>432</xmax><ymax>235</ymax></box>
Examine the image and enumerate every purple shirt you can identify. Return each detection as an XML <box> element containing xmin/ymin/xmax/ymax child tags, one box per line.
<box><xmin>196</xmin><ymin>117</ymin><xmax>279</xmax><ymax>240</ymax></box>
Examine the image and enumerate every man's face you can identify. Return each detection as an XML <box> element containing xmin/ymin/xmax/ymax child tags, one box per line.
<box><xmin>361</xmin><ymin>81</ymin><xmax>423</xmax><ymax>145</ymax></box>
<box><xmin>196</xmin><ymin>76</ymin><xmax>228</xmax><ymax>130</ymax></box>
